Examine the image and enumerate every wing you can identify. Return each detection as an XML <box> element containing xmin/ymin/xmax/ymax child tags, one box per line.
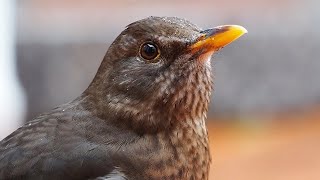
<box><xmin>0</xmin><ymin>109</ymin><xmax>119</xmax><ymax>180</ymax></box>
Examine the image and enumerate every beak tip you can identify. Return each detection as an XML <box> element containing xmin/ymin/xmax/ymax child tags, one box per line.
<box><xmin>225</xmin><ymin>25</ymin><xmax>248</xmax><ymax>34</ymax></box>
<box><xmin>214</xmin><ymin>24</ymin><xmax>248</xmax><ymax>47</ymax></box>
<box><xmin>238</xmin><ymin>25</ymin><xmax>248</xmax><ymax>34</ymax></box>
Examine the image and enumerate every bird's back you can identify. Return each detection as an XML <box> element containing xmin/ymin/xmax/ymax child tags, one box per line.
<box><xmin>0</xmin><ymin>103</ymin><xmax>123</xmax><ymax>180</ymax></box>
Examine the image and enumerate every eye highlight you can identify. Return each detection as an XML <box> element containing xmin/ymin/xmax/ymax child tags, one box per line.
<box><xmin>139</xmin><ymin>42</ymin><xmax>160</xmax><ymax>62</ymax></box>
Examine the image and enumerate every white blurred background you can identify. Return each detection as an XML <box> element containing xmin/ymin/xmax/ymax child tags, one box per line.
<box><xmin>0</xmin><ymin>0</ymin><xmax>25</xmax><ymax>138</ymax></box>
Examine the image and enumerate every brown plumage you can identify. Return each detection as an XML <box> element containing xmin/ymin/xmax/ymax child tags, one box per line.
<box><xmin>0</xmin><ymin>16</ymin><xmax>246</xmax><ymax>180</ymax></box>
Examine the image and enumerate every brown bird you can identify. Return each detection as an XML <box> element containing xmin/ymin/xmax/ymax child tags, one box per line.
<box><xmin>0</xmin><ymin>17</ymin><xmax>246</xmax><ymax>180</ymax></box>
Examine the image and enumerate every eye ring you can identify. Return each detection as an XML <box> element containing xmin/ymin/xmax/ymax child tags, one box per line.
<box><xmin>139</xmin><ymin>42</ymin><xmax>160</xmax><ymax>62</ymax></box>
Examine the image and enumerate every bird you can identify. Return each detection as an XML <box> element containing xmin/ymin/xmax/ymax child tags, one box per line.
<box><xmin>0</xmin><ymin>16</ymin><xmax>247</xmax><ymax>180</ymax></box>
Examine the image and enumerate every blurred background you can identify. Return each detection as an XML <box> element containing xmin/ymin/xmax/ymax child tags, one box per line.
<box><xmin>1</xmin><ymin>0</ymin><xmax>320</xmax><ymax>179</ymax></box>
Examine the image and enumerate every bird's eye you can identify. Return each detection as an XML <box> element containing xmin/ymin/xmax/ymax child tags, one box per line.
<box><xmin>139</xmin><ymin>42</ymin><xmax>160</xmax><ymax>62</ymax></box>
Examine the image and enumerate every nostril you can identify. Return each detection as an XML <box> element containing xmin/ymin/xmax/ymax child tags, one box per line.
<box><xmin>200</xmin><ymin>29</ymin><xmax>215</xmax><ymax>38</ymax></box>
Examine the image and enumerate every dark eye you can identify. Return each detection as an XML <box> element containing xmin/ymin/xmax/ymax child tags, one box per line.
<box><xmin>139</xmin><ymin>42</ymin><xmax>160</xmax><ymax>62</ymax></box>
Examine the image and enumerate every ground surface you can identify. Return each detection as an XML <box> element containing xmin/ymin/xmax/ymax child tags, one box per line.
<box><xmin>208</xmin><ymin>107</ymin><xmax>320</xmax><ymax>180</ymax></box>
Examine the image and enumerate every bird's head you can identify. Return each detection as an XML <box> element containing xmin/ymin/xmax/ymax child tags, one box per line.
<box><xmin>87</xmin><ymin>17</ymin><xmax>247</xmax><ymax>133</ymax></box>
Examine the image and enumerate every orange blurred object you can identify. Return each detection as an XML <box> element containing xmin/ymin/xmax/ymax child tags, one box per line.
<box><xmin>208</xmin><ymin>106</ymin><xmax>320</xmax><ymax>180</ymax></box>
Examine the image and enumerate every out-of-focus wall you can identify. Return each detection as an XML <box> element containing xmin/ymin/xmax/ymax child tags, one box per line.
<box><xmin>16</xmin><ymin>0</ymin><xmax>320</xmax><ymax>120</ymax></box>
<box><xmin>7</xmin><ymin>1</ymin><xmax>320</xmax><ymax>179</ymax></box>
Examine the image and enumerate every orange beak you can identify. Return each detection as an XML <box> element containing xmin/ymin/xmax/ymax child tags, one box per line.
<box><xmin>191</xmin><ymin>25</ymin><xmax>248</xmax><ymax>54</ymax></box>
